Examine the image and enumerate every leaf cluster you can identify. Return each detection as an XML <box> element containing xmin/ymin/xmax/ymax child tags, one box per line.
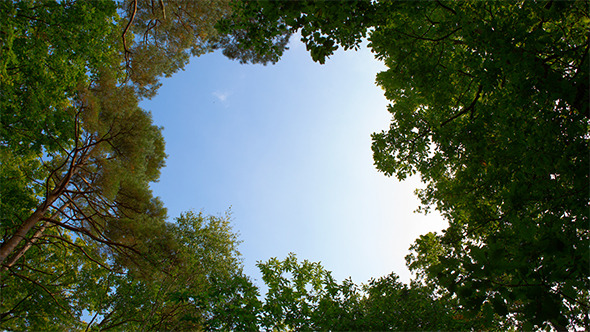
<box><xmin>218</xmin><ymin>0</ymin><xmax>590</xmax><ymax>329</ymax></box>
<box><xmin>0</xmin><ymin>0</ymin><xmax>240</xmax><ymax>329</ymax></box>
<box><xmin>252</xmin><ymin>254</ymin><xmax>491</xmax><ymax>331</ymax></box>
<box><xmin>215</xmin><ymin>0</ymin><xmax>378</xmax><ymax>64</ymax></box>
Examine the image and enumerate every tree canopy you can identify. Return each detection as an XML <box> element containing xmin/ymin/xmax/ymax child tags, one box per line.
<box><xmin>218</xmin><ymin>0</ymin><xmax>589</xmax><ymax>330</ymax></box>
<box><xmin>1</xmin><ymin>0</ymin><xmax>588</xmax><ymax>330</ymax></box>
<box><xmin>252</xmin><ymin>253</ymin><xmax>493</xmax><ymax>331</ymax></box>
<box><xmin>372</xmin><ymin>2</ymin><xmax>589</xmax><ymax>330</ymax></box>
<box><xmin>0</xmin><ymin>0</ymin><xmax>233</xmax><ymax>328</ymax></box>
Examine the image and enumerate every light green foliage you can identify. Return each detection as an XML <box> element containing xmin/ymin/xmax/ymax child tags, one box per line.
<box><xmin>0</xmin><ymin>0</ymin><xmax>235</xmax><ymax>329</ymax></box>
<box><xmin>0</xmin><ymin>209</ymin><xmax>252</xmax><ymax>330</ymax></box>
<box><xmin>200</xmin><ymin>271</ymin><xmax>262</xmax><ymax>331</ymax></box>
<box><xmin>258</xmin><ymin>253</ymin><xmax>333</xmax><ymax>330</ymax></box>
<box><xmin>0</xmin><ymin>0</ymin><xmax>120</xmax><ymax>153</ymax></box>
<box><xmin>86</xmin><ymin>211</ymin><xmax>252</xmax><ymax>331</ymax></box>
<box><xmin>220</xmin><ymin>1</ymin><xmax>589</xmax><ymax>329</ymax></box>
<box><xmin>0</xmin><ymin>228</ymin><xmax>108</xmax><ymax>330</ymax></box>
<box><xmin>255</xmin><ymin>254</ymin><xmax>487</xmax><ymax>331</ymax></box>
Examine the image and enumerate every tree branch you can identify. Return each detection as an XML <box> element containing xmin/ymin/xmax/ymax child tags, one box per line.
<box><xmin>43</xmin><ymin>234</ymin><xmax>117</xmax><ymax>272</ymax></box>
<box><xmin>1</xmin><ymin>203</ymin><xmax>69</xmax><ymax>272</ymax></box>
<box><xmin>0</xmin><ymin>142</ymin><xmax>93</xmax><ymax>264</ymax></box>
<box><xmin>8</xmin><ymin>270</ymin><xmax>73</xmax><ymax>316</ymax></box>
<box><xmin>439</xmin><ymin>85</ymin><xmax>483</xmax><ymax>128</ymax></box>
<box><xmin>122</xmin><ymin>0</ymin><xmax>138</xmax><ymax>73</ymax></box>
<box><xmin>436</xmin><ymin>0</ymin><xmax>457</xmax><ymax>15</ymax></box>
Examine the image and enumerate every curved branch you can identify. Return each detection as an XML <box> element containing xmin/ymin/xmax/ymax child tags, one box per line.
<box><xmin>43</xmin><ymin>234</ymin><xmax>117</xmax><ymax>272</ymax></box>
<box><xmin>436</xmin><ymin>0</ymin><xmax>457</xmax><ymax>15</ymax></box>
<box><xmin>7</xmin><ymin>270</ymin><xmax>73</xmax><ymax>317</ymax></box>
<box><xmin>122</xmin><ymin>0</ymin><xmax>138</xmax><ymax>70</ymax></box>
<box><xmin>440</xmin><ymin>84</ymin><xmax>483</xmax><ymax>127</ymax></box>
<box><xmin>44</xmin><ymin>217</ymin><xmax>141</xmax><ymax>259</ymax></box>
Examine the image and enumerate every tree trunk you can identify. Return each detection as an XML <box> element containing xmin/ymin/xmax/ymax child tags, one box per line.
<box><xmin>1</xmin><ymin>203</ymin><xmax>70</xmax><ymax>271</ymax></box>
<box><xmin>0</xmin><ymin>147</ymin><xmax>89</xmax><ymax>265</ymax></box>
<box><xmin>0</xmin><ymin>193</ymin><xmax>59</xmax><ymax>265</ymax></box>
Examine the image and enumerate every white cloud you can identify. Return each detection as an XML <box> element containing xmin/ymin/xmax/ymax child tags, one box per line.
<box><xmin>213</xmin><ymin>90</ymin><xmax>230</xmax><ymax>103</ymax></box>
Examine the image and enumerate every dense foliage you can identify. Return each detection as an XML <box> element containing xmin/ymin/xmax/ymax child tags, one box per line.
<box><xmin>253</xmin><ymin>253</ymin><xmax>492</xmax><ymax>331</ymax></box>
<box><xmin>218</xmin><ymin>0</ymin><xmax>589</xmax><ymax>330</ymax></box>
<box><xmin>372</xmin><ymin>2</ymin><xmax>589</xmax><ymax>330</ymax></box>
<box><xmin>1</xmin><ymin>0</ymin><xmax>587</xmax><ymax>330</ymax></box>
<box><xmin>0</xmin><ymin>0</ymin><xmax>235</xmax><ymax>328</ymax></box>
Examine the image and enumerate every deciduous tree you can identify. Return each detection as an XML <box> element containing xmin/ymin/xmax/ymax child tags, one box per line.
<box><xmin>371</xmin><ymin>2</ymin><xmax>589</xmax><ymax>330</ymax></box>
<box><xmin>255</xmin><ymin>254</ymin><xmax>489</xmax><ymax>331</ymax></box>
<box><xmin>1</xmin><ymin>0</ymin><xmax>235</xmax><ymax>328</ymax></box>
<box><xmin>219</xmin><ymin>1</ymin><xmax>590</xmax><ymax>329</ymax></box>
<box><xmin>214</xmin><ymin>0</ymin><xmax>377</xmax><ymax>64</ymax></box>
<box><xmin>86</xmin><ymin>211</ymin><xmax>252</xmax><ymax>331</ymax></box>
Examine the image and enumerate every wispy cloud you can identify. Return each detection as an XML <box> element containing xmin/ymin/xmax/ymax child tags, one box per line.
<box><xmin>213</xmin><ymin>90</ymin><xmax>230</xmax><ymax>103</ymax></box>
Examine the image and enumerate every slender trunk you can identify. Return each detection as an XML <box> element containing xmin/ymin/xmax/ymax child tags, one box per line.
<box><xmin>1</xmin><ymin>203</ymin><xmax>69</xmax><ymax>271</ymax></box>
<box><xmin>0</xmin><ymin>147</ymin><xmax>89</xmax><ymax>265</ymax></box>
<box><xmin>0</xmin><ymin>203</ymin><xmax>55</xmax><ymax>265</ymax></box>
<box><xmin>2</xmin><ymin>221</ymin><xmax>50</xmax><ymax>271</ymax></box>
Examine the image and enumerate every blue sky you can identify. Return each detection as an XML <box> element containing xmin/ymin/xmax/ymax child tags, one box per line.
<box><xmin>141</xmin><ymin>38</ymin><xmax>447</xmax><ymax>288</ymax></box>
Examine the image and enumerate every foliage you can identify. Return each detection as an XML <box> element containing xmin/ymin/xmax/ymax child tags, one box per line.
<box><xmin>220</xmin><ymin>1</ymin><xmax>589</xmax><ymax>330</ymax></box>
<box><xmin>2</xmin><ymin>0</ymin><xmax>588</xmax><ymax>330</ymax></box>
<box><xmin>120</xmin><ymin>0</ymin><xmax>232</xmax><ymax>97</ymax></box>
<box><xmin>86</xmin><ymin>211</ymin><xmax>251</xmax><ymax>331</ymax></box>
<box><xmin>0</xmin><ymin>227</ymin><xmax>107</xmax><ymax>330</ymax></box>
<box><xmin>0</xmin><ymin>0</ymin><xmax>120</xmax><ymax>155</ymax></box>
<box><xmin>0</xmin><ymin>0</ymin><xmax>236</xmax><ymax>329</ymax></box>
<box><xmin>215</xmin><ymin>0</ymin><xmax>377</xmax><ymax>64</ymax></box>
<box><xmin>370</xmin><ymin>2</ymin><xmax>589</xmax><ymax>330</ymax></box>
<box><xmin>0</xmin><ymin>208</ymin><xmax>252</xmax><ymax>330</ymax></box>
<box><xmin>254</xmin><ymin>254</ymin><xmax>489</xmax><ymax>331</ymax></box>
<box><xmin>1</xmin><ymin>0</ymin><xmax>120</xmax><ymax>245</ymax></box>
<box><xmin>257</xmin><ymin>253</ymin><xmax>333</xmax><ymax>330</ymax></box>
<box><xmin>1</xmin><ymin>2</ymin><xmax>164</xmax><ymax>327</ymax></box>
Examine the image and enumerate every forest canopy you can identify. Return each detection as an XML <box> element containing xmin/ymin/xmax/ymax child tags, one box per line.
<box><xmin>1</xmin><ymin>0</ymin><xmax>588</xmax><ymax>330</ymax></box>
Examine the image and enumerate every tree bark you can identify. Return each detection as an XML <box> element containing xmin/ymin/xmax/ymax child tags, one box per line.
<box><xmin>1</xmin><ymin>203</ymin><xmax>70</xmax><ymax>271</ymax></box>
<box><xmin>0</xmin><ymin>148</ymin><xmax>89</xmax><ymax>265</ymax></box>
<box><xmin>0</xmin><ymin>198</ymin><xmax>57</xmax><ymax>265</ymax></box>
<box><xmin>1</xmin><ymin>220</ymin><xmax>51</xmax><ymax>271</ymax></box>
